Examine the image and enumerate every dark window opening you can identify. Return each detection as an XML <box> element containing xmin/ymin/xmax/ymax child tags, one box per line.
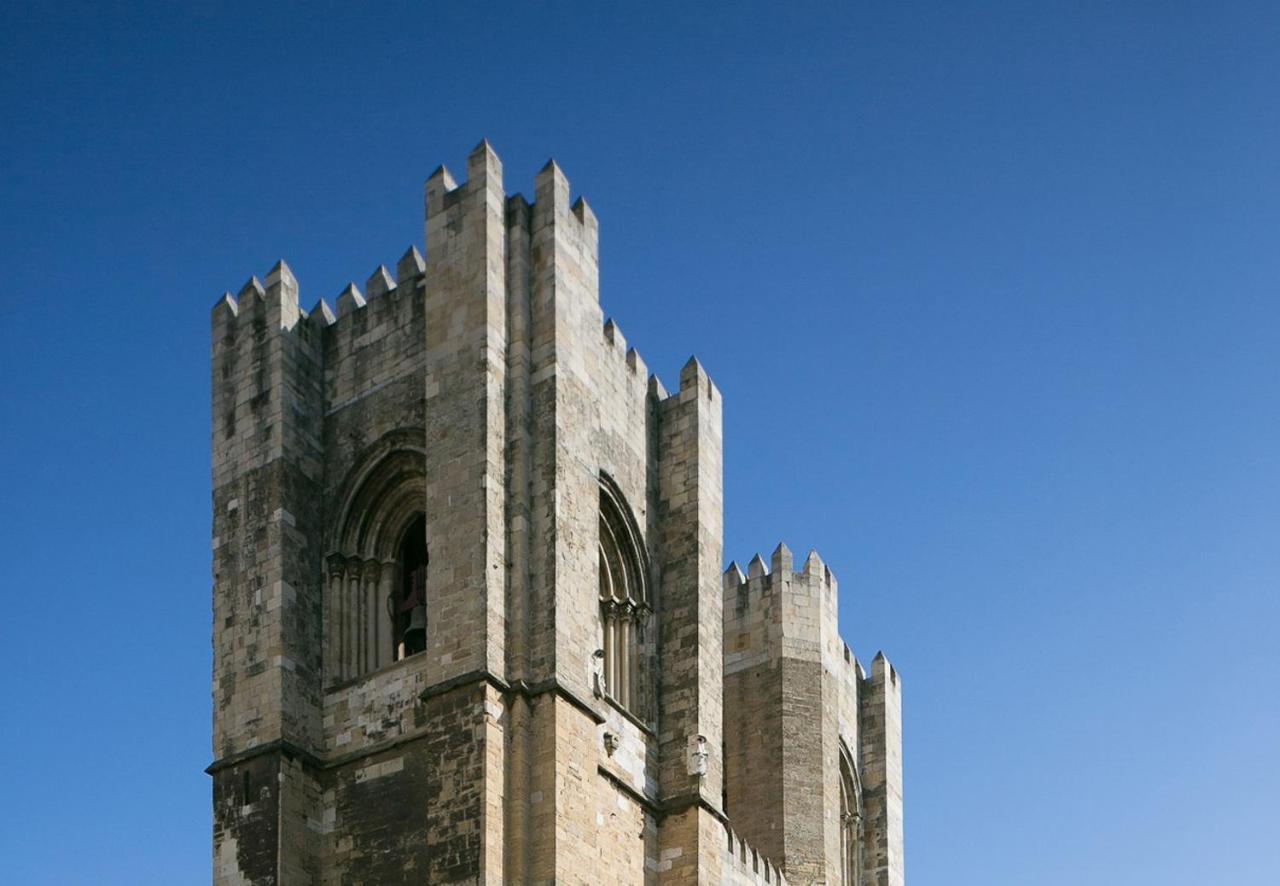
<box><xmin>393</xmin><ymin>514</ymin><xmax>428</xmax><ymax>660</ymax></box>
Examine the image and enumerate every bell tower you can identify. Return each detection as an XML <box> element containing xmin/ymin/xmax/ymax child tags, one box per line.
<box><xmin>209</xmin><ymin>141</ymin><xmax>903</xmax><ymax>885</ymax></box>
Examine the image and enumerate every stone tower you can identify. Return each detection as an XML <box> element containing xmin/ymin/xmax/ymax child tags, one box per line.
<box><xmin>208</xmin><ymin>141</ymin><xmax>904</xmax><ymax>885</ymax></box>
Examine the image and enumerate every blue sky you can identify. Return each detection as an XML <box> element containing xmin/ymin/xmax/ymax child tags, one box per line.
<box><xmin>2</xmin><ymin>1</ymin><xmax>1277</xmax><ymax>883</ymax></box>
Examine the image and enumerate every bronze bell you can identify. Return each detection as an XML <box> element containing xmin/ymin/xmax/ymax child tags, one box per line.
<box><xmin>406</xmin><ymin>604</ymin><xmax>427</xmax><ymax>635</ymax></box>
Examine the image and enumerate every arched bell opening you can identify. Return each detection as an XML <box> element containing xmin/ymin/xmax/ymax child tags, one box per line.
<box><xmin>392</xmin><ymin>513</ymin><xmax>428</xmax><ymax>661</ymax></box>
<box><xmin>325</xmin><ymin>441</ymin><xmax>426</xmax><ymax>685</ymax></box>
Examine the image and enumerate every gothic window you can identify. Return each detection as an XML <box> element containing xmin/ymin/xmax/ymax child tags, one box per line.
<box><xmin>597</xmin><ymin>476</ymin><xmax>650</xmax><ymax>714</ymax></box>
<box><xmin>326</xmin><ymin>443</ymin><xmax>426</xmax><ymax>684</ymax></box>
<box><xmin>839</xmin><ymin>744</ymin><xmax>864</xmax><ymax>886</ymax></box>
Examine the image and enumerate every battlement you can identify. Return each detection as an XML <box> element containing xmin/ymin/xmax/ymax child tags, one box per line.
<box><xmin>601</xmin><ymin>317</ymin><xmax>658</xmax><ymax>388</ymax></box>
<box><xmin>722</xmin><ymin>822</ymin><xmax>788</xmax><ymax>885</ymax></box>
<box><xmin>598</xmin><ymin>314</ymin><xmax>722</xmax><ymax>408</ymax></box>
<box><xmin>723</xmin><ymin>543</ymin><xmax>837</xmax><ymax>618</ymax></box>
<box><xmin>212</xmin><ymin>262</ymin><xmax>304</xmax><ymax>331</ymax></box>
<box><xmin>212</xmin><ymin>245</ymin><xmax>428</xmax><ymax>337</ymax></box>
<box><xmin>722</xmin><ymin>542</ymin><xmax>867</xmax><ymax>678</ymax></box>
<box><xmin>211</xmin><ymin>142</ymin><xmax>717</xmax><ymax>416</ymax></box>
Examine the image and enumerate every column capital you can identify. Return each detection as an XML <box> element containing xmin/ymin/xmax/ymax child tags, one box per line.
<box><xmin>326</xmin><ymin>553</ymin><xmax>347</xmax><ymax>579</ymax></box>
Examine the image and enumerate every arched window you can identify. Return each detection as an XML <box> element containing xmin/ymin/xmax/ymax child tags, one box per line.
<box><xmin>326</xmin><ymin>441</ymin><xmax>426</xmax><ymax>684</ymax></box>
<box><xmin>839</xmin><ymin>744</ymin><xmax>864</xmax><ymax>886</ymax></box>
<box><xmin>598</xmin><ymin>476</ymin><xmax>649</xmax><ymax>714</ymax></box>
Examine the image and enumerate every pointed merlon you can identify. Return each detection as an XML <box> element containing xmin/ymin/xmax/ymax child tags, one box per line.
<box><xmin>426</xmin><ymin>164</ymin><xmax>457</xmax><ymax>190</ymax></box>
<box><xmin>469</xmin><ymin>138</ymin><xmax>501</xmax><ymax>168</ymax></box>
<box><xmin>572</xmin><ymin>195</ymin><xmax>597</xmax><ymax>230</ymax></box>
<box><xmin>771</xmin><ymin>542</ymin><xmax>793</xmax><ymax>575</ymax></box>
<box><xmin>626</xmin><ymin>347</ymin><xmax>647</xmax><ymax>378</ymax></box>
<box><xmin>310</xmin><ymin>298</ymin><xmax>336</xmax><ymax>327</ymax></box>
<box><xmin>264</xmin><ymin>260</ymin><xmax>300</xmax><ymax>329</ymax></box>
<box><xmin>803</xmin><ymin>549</ymin><xmax>824</xmax><ymax>578</ymax></box>
<box><xmin>366</xmin><ymin>265</ymin><xmax>395</xmax><ymax>299</ymax></box>
<box><xmin>397</xmin><ymin>245</ymin><xmax>425</xmax><ymax>281</ymax></box>
<box><xmin>213</xmin><ymin>292</ymin><xmax>239</xmax><ymax>318</ymax></box>
<box><xmin>747</xmin><ymin>553</ymin><xmax>768</xmax><ymax>580</ymax></box>
<box><xmin>722</xmin><ymin>561</ymin><xmax>746</xmax><ymax>590</ymax></box>
<box><xmin>336</xmin><ymin>283</ymin><xmax>366</xmax><ymax>318</ymax></box>
<box><xmin>679</xmin><ymin>355</ymin><xmax>716</xmax><ymax>400</ymax></box>
<box><xmin>535</xmin><ymin>158</ymin><xmax>570</xmax><ymax>210</ymax></box>
<box><xmin>604</xmin><ymin>318</ymin><xmax>625</xmax><ymax>350</ymax></box>
<box><xmin>871</xmin><ymin>650</ymin><xmax>898</xmax><ymax>683</ymax></box>
<box><xmin>265</xmin><ymin>259</ymin><xmax>296</xmax><ymax>292</ymax></box>
<box><xmin>237</xmin><ymin>276</ymin><xmax>265</xmax><ymax>301</ymax></box>
<box><xmin>425</xmin><ymin>164</ymin><xmax>459</xmax><ymax>213</ymax></box>
<box><xmin>467</xmin><ymin>138</ymin><xmax>502</xmax><ymax>183</ymax></box>
<box><xmin>648</xmin><ymin>374</ymin><xmax>669</xmax><ymax>400</ymax></box>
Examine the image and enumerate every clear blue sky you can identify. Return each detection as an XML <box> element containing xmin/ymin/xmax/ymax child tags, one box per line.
<box><xmin>1</xmin><ymin>2</ymin><xmax>1276</xmax><ymax>883</ymax></box>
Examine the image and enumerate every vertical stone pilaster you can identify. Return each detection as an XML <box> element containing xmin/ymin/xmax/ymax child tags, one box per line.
<box><xmin>860</xmin><ymin>654</ymin><xmax>904</xmax><ymax>886</ymax></box>
<box><xmin>420</xmin><ymin>140</ymin><xmax>509</xmax><ymax>884</ymax></box>
<box><xmin>655</xmin><ymin>357</ymin><xmax>726</xmax><ymax>884</ymax></box>
<box><xmin>527</xmin><ymin>158</ymin><xmax>604</xmax><ymax>697</ymax></box>
<box><xmin>422</xmin><ymin>139</ymin><xmax>508</xmax><ymax>686</ymax></box>
<box><xmin>656</xmin><ymin>357</ymin><xmax>724</xmax><ymax>808</ymax></box>
<box><xmin>210</xmin><ymin>259</ymin><xmax>325</xmax><ymax>884</ymax></box>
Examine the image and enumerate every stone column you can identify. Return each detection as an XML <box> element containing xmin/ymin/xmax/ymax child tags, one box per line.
<box><xmin>619</xmin><ymin>606</ymin><xmax>633</xmax><ymax>710</ymax></box>
<box><xmin>345</xmin><ymin>556</ymin><xmax>362</xmax><ymax>681</ymax></box>
<box><xmin>326</xmin><ymin>554</ymin><xmax>346</xmax><ymax>685</ymax></box>
<box><xmin>603</xmin><ymin>603</ymin><xmax>616</xmax><ymax>696</ymax></box>
<box><xmin>377</xmin><ymin>560</ymin><xmax>394</xmax><ymax>670</ymax></box>
<box><xmin>363</xmin><ymin>560</ymin><xmax>381</xmax><ymax>674</ymax></box>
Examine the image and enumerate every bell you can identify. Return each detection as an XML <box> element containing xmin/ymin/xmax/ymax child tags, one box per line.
<box><xmin>406</xmin><ymin>605</ymin><xmax>427</xmax><ymax>635</ymax></box>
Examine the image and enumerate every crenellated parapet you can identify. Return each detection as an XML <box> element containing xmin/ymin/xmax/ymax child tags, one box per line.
<box><xmin>601</xmin><ymin>317</ymin><xmax>664</xmax><ymax>401</ymax></box>
<box><xmin>722</xmin><ymin>821</ymin><xmax>789</xmax><ymax>885</ymax></box>
<box><xmin>212</xmin><ymin>262</ymin><xmax>324</xmax><ymax>477</ymax></box>
<box><xmin>723</xmin><ymin>543</ymin><xmax>842</xmax><ymax>670</ymax></box>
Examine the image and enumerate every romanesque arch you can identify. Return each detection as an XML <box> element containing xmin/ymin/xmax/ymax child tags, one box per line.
<box><xmin>326</xmin><ymin>434</ymin><xmax>426</xmax><ymax>683</ymax></box>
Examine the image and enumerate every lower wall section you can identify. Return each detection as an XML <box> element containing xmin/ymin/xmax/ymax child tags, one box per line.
<box><xmin>324</xmin><ymin>680</ymin><xmax>504</xmax><ymax>884</ymax></box>
<box><xmin>213</xmin><ymin>750</ymin><xmax>323</xmax><ymax>886</ymax></box>
<box><xmin>423</xmin><ymin>682</ymin><xmax>498</xmax><ymax>884</ymax></box>
<box><xmin>509</xmin><ymin>691</ymin><xmax>657</xmax><ymax>885</ymax></box>
<box><xmin>213</xmin><ymin>753</ymin><xmax>281</xmax><ymax>885</ymax></box>
<box><xmin>213</xmin><ymin>681</ymin><xmax>790</xmax><ymax>886</ymax></box>
<box><xmin>326</xmin><ymin>743</ymin><xmax>431</xmax><ymax>883</ymax></box>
